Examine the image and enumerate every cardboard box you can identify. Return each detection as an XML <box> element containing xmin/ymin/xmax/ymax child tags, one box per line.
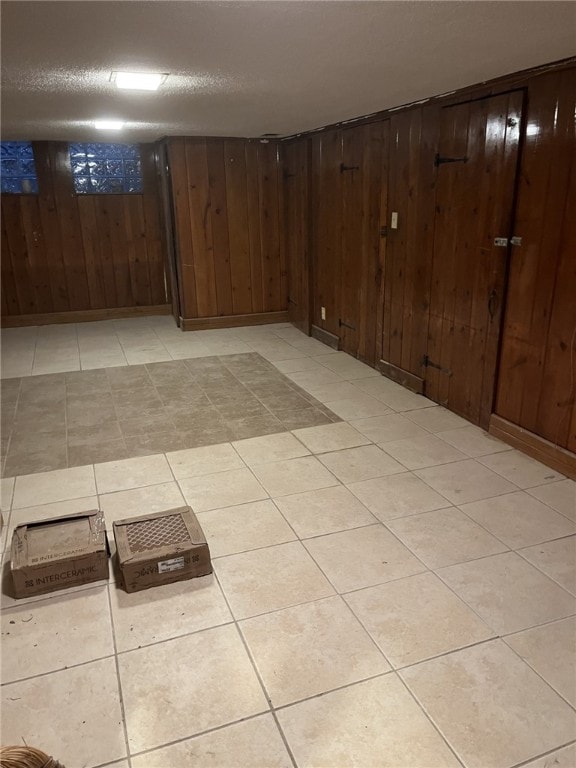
<box><xmin>113</xmin><ymin>506</ymin><xmax>212</xmax><ymax>593</ymax></box>
<box><xmin>11</xmin><ymin>510</ymin><xmax>109</xmax><ymax>599</ymax></box>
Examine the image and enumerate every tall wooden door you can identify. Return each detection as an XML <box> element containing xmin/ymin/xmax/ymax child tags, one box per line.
<box><xmin>340</xmin><ymin>121</ymin><xmax>389</xmax><ymax>365</ymax></box>
<box><xmin>283</xmin><ymin>139</ymin><xmax>310</xmax><ymax>334</ymax></box>
<box><xmin>425</xmin><ymin>91</ymin><xmax>524</xmax><ymax>428</ymax></box>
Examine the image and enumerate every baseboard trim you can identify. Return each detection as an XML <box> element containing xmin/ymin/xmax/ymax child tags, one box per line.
<box><xmin>1</xmin><ymin>305</ymin><xmax>172</xmax><ymax>327</ymax></box>
<box><xmin>310</xmin><ymin>325</ymin><xmax>340</xmax><ymax>350</ymax></box>
<box><xmin>378</xmin><ymin>359</ymin><xmax>424</xmax><ymax>394</ymax></box>
<box><xmin>180</xmin><ymin>311</ymin><xmax>289</xmax><ymax>331</ymax></box>
<box><xmin>489</xmin><ymin>414</ymin><xmax>576</xmax><ymax>480</ymax></box>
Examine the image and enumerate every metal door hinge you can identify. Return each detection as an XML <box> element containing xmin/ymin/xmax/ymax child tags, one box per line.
<box><xmin>494</xmin><ymin>237</ymin><xmax>509</xmax><ymax>247</ymax></box>
<box><xmin>340</xmin><ymin>163</ymin><xmax>360</xmax><ymax>173</ymax></box>
<box><xmin>287</xmin><ymin>296</ymin><xmax>297</xmax><ymax>305</ymax></box>
<box><xmin>510</xmin><ymin>236</ymin><xmax>522</xmax><ymax>246</ymax></box>
<box><xmin>339</xmin><ymin>319</ymin><xmax>356</xmax><ymax>331</ymax></box>
<box><xmin>380</xmin><ymin>226</ymin><xmax>388</xmax><ymax>238</ymax></box>
<box><xmin>434</xmin><ymin>154</ymin><xmax>468</xmax><ymax>167</ymax></box>
<box><xmin>421</xmin><ymin>355</ymin><xmax>452</xmax><ymax>376</ymax></box>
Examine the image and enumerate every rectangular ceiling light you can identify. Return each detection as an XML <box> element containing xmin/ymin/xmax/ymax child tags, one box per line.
<box><xmin>94</xmin><ymin>120</ymin><xmax>124</xmax><ymax>130</ymax></box>
<box><xmin>113</xmin><ymin>72</ymin><xmax>166</xmax><ymax>91</ymax></box>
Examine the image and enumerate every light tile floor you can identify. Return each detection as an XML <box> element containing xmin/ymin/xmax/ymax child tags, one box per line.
<box><xmin>1</xmin><ymin>316</ymin><xmax>576</xmax><ymax>768</ymax></box>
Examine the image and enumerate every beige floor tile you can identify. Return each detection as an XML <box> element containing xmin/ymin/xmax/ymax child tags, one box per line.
<box><xmin>273</xmin><ymin>357</ymin><xmax>325</xmax><ymax>374</ymax></box>
<box><xmin>94</xmin><ymin>454</ymin><xmax>173</xmax><ymax>494</ymax></box>
<box><xmin>214</xmin><ymin>541</ymin><xmax>335</xmax><ymax>619</ymax></box>
<box><xmin>505</xmin><ymin>617</ymin><xmax>576</xmax><ymax>707</ymax></box>
<box><xmin>528</xmin><ymin>479</ymin><xmax>576</xmax><ymax>521</ymax></box>
<box><xmin>286</xmin><ymin>369</ymin><xmax>344</xmax><ymax>390</ymax></box>
<box><xmin>519</xmin><ymin>536</ymin><xmax>576</xmax><ymax>595</ymax></box>
<box><xmin>353</xmin><ymin>377</ymin><xmax>434</xmax><ymax>412</ymax></box>
<box><xmin>274</xmin><ymin>485</ymin><xmax>376</xmax><ymax>539</ymax></box>
<box><xmin>326</xmin><ymin>394</ymin><xmax>391</xmax><ymax>420</ymax></box>
<box><xmin>197</xmin><ymin>499</ymin><xmax>296</xmax><ymax>557</ymax></box>
<box><xmin>98</xmin><ymin>481</ymin><xmax>185</xmax><ymax>531</ymax></box>
<box><xmin>119</xmin><ymin>624</ymin><xmax>268</xmax><ymax>753</ymax></box>
<box><xmin>350</xmin><ymin>413</ymin><xmax>429</xmax><ymax>443</ymax></box>
<box><xmin>241</xmin><ymin>596</ymin><xmax>389</xmax><ymax>706</ymax></box>
<box><xmin>345</xmin><ymin>572</ymin><xmax>494</xmax><ymax>667</ymax></box>
<box><xmin>306</xmin><ymin>381</ymin><xmax>361</xmax><ymax>402</ymax></box>
<box><xmin>386</xmin><ymin>507</ymin><xmax>508</xmax><ymax>569</ymax></box>
<box><xmin>232</xmin><ymin>432</ymin><xmax>310</xmax><ymax>466</ymax></box>
<box><xmin>1</xmin><ymin>587</ymin><xmax>113</xmax><ymax>683</ymax></box>
<box><xmin>305</xmin><ymin>524</ymin><xmax>426</xmax><ymax>593</ymax></box>
<box><xmin>416</xmin><ymin>459</ymin><xmax>517</xmax><ymax>504</ymax></box>
<box><xmin>401</xmin><ymin>640</ymin><xmax>576</xmax><ymax>768</ymax></box>
<box><xmin>478</xmin><ymin>450</ymin><xmax>564</xmax><ymax>489</ymax></box>
<box><xmin>166</xmin><ymin>442</ymin><xmax>245</xmax><ymax>479</ymax></box>
<box><xmin>7</xmin><ymin>495</ymin><xmax>98</xmax><ymax>540</ymax></box>
<box><xmin>288</xmin><ymin>336</ymin><xmax>337</xmax><ymax>356</ymax></box>
<box><xmin>437</xmin><ymin>425</ymin><xmax>512</xmax><ymax>457</ymax></box>
<box><xmin>459</xmin><ymin>491</ymin><xmax>576</xmax><ymax>549</ymax></box>
<box><xmin>437</xmin><ymin>552</ymin><xmax>576</xmax><ymax>634</ymax></box>
<box><xmin>315</xmin><ymin>353</ymin><xmax>378</xmax><ymax>378</ymax></box>
<box><xmin>317</xmin><ymin>444</ymin><xmax>404</xmax><ymax>484</ymax></box>
<box><xmin>110</xmin><ymin>573</ymin><xmax>231</xmax><ymax>652</ymax></box>
<box><xmin>381</xmin><ymin>434</ymin><xmax>468</xmax><ymax>470</ymax></box>
<box><xmin>347</xmin><ymin>472</ymin><xmax>450</xmax><ymax>522</ymax></box>
<box><xmin>1</xmin><ymin>657</ymin><xmax>126</xmax><ymax>767</ymax></box>
<box><xmin>131</xmin><ymin>714</ymin><xmax>292</xmax><ymax>768</ymax></box>
<box><xmin>179</xmin><ymin>467</ymin><xmax>268</xmax><ymax>512</ymax></box>
<box><xmin>277</xmin><ymin>673</ymin><xmax>460</xmax><ymax>768</ymax></box>
<box><xmin>12</xmin><ymin>465</ymin><xmax>96</xmax><ymax>509</ymax></box>
<box><xmin>522</xmin><ymin>743</ymin><xmax>576</xmax><ymax>768</ymax></box>
<box><xmin>292</xmin><ymin>422</ymin><xmax>371</xmax><ymax>454</ymax></box>
<box><xmin>405</xmin><ymin>406</ymin><xmax>471</xmax><ymax>433</ymax></box>
<box><xmin>252</xmin><ymin>455</ymin><xmax>338</xmax><ymax>497</ymax></box>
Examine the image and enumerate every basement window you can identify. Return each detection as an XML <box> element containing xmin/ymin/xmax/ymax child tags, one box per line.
<box><xmin>69</xmin><ymin>142</ymin><xmax>143</xmax><ymax>194</ymax></box>
<box><xmin>1</xmin><ymin>142</ymin><xmax>39</xmax><ymax>194</ymax></box>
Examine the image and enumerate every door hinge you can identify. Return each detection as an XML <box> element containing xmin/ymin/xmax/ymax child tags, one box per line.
<box><xmin>434</xmin><ymin>153</ymin><xmax>468</xmax><ymax>167</ymax></box>
<box><xmin>494</xmin><ymin>237</ymin><xmax>509</xmax><ymax>247</ymax></box>
<box><xmin>287</xmin><ymin>296</ymin><xmax>297</xmax><ymax>305</ymax></box>
<box><xmin>510</xmin><ymin>236</ymin><xmax>522</xmax><ymax>246</ymax></box>
<box><xmin>421</xmin><ymin>355</ymin><xmax>452</xmax><ymax>376</ymax></box>
<box><xmin>340</xmin><ymin>163</ymin><xmax>360</xmax><ymax>173</ymax></box>
<box><xmin>339</xmin><ymin>319</ymin><xmax>357</xmax><ymax>331</ymax></box>
<box><xmin>380</xmin><ymin>226</ymin><xmax>388</xmax><ymax>238</ymax></box>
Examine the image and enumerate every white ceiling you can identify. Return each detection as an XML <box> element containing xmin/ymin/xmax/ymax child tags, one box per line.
<box><xmin>2</xmin><ymin>1</ymin><xmax>575</xmax><ymax>142</ymax></box>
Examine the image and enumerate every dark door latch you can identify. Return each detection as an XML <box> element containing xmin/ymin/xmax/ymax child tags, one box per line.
<box><xmin>434</xmin><ymin>154</ymin><xmax>469</xmax><ymax>167</ymax></box>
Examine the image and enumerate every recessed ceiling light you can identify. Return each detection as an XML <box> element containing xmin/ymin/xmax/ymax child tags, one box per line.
<box><xmin>94</xmin><ymin>119</ymin><xmax>124</xmax><ymax>130</ymax></box>
<box><xmin>112</xmin><ymin>72</ymin><xmax>167</xmax><ymax>91</ymax></box>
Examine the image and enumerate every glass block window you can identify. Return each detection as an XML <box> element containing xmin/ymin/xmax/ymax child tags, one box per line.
<box><xmin>69</xmin><ymin>143</ymin><xmax>143</xmax><ymax>194</ymax></box>
<box><xmin>1</xmin><ymin>142</ymin><xmax>39</xmax><ymax>194</ymax></box>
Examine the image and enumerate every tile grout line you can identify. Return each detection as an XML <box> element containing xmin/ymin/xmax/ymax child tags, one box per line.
<box><xmin>106</xmin><ymin>584</ymin><xmax>134</xmax><ymax>768</ymax></box>
<box><xmin>509</xmin><ymin>739</ymin><xmax>576</xmax><ymax>768</ymax></box>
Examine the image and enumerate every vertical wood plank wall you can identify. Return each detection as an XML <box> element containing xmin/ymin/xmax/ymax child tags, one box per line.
<box><xmin>1</xmin><ymin>142</ymin><xmax>169</xmax><ymax>319</ymax></box>
<box><xmin>166</xmin><ymin>137</ymin><xmax>287</xmax><ymax>324</ymax></box>
<box><xmin>282</xmin><ymin>62</ymin><xmax>576</xmax><ymax>459</ymax></box>
<box><xmin>495</xmin><ymin>68</ymin><xmax>576</xmax><ymax>453</ymax></box>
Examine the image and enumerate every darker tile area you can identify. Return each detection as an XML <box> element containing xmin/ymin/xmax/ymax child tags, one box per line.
<box><xmin>1</xmin><ymin>353</ymin><xmax>340</xmax><ymax>477</ymax></box>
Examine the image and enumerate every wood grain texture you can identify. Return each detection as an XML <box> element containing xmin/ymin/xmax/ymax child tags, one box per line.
<box><xmin>1</xmin><ymin>141</ymin><xmax>169</xmax><ymax>319</ymax></box>
<box><xmin>495</xmin><ymin>68</ymin><xmax>576</xmax><ymax>451</ymax></box>
<box><xmin>283</xmin><ymin>138</ymin><xmax>310</xmax><ymax>333</ymax></box>
<box><xmin>167</xmin><ymin>137</ymin><xmax>286</xmax><ymax>322</ymax></box>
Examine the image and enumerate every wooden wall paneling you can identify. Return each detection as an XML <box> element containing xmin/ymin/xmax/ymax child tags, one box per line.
<box><xmin>340</xmin><ymin>125</ymin><xmax>364</xmax><ymax>355</ymax></box>
<box><xmin>245</xmin><ymin>141</ymin><xmax>264</xmax><ymax>314</ymax></box>
<box><xmin>184</xmin><ymin>139</ymin><xmax>218</xmax><ymax>317</ymax></box>
<box><xmin>19</xmin><ymin>196</ymin><xmax>53</xmax><ymax>313</ymax></box>
<box><xmin>140</xmin><ymin>144</ymin><xmax>168</xmax><ymax>307</ymax></box>
<box><xmin>167</xmin><ymin>138</ymin><xmax>198</xmax><ymax>319</ymax></box>
<box><xmin>358</xmin><ymin>120</ymin><xmax>388</xmax><ymax>367</ymax></box>
<box><xmin>283</xmin><ymin>139</ymin><xmax>310</xmax><ymax>333</ymax></box>
<box><xmin>33</xmin><ymin>142</ymin><xmax>71</xmax><ymax>313</ymax></box>
<box><xmin>311</xmin><ymin>129</ymin><xmax>342</xmax><ymax>336</ymax></box>
<box><xmin>206</xmin><ymin>139</ymin><xmax>234</xmax><ymax>315</ymax></box>
<box><xmin>123</xmin><ymin>195</ymin><xmax>152</xmax><ymax>307</ymax></box>
<box><xmin>76</xmin><ymin>196</ymin><xmax>107</xmax><ymax>309</ymax></box>
<box><xmin>496</xmin><ymin>69</ymin><xmax>576</xmax><ymax>449</ymax></box>
<box><xmin>2</xmin><ymin>197</ymin><xmax>38</xmax><ymax>314</ymax></box>
<box><xmin>157</xmin><ymin>142</ymin><xmax>181</xmax><ymax>322</ymax></box>
<box><xmin>224</xmin><ymin>139</ymin><xmax>253</xmax><ymax>315</ymax></box>
<box><xmin>375</xmin><ymin>123</ymin><xmax>390</xmax><ymax>366</ymax></box>
<box><xmin>0</xmin><ymin>216</ymin><xmax>20</xmax><ymax>315</ymax></box>
<box><xmin>257</xmin><ymin>141</ymin><xmax>283</xmax><ymax>312</ymax></box>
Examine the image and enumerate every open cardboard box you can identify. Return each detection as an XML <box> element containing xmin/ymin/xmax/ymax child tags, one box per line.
<box><xmin>11</xmin><ymin>509</ymin><xmax>109</xmax><ymax>599</ymax></box>
<box><xmin>113</xmin><ymin>506</ymin><xmax>212</xmax><ymax>593</ymax></box>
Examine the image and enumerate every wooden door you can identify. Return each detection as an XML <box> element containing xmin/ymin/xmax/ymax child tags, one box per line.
<box><xmin>425</xmin><ymin>91</ymin><xmax>523</xmax><ymax>428</ymax></box>
<box><xmin>341</xmin><ymin>121</ymin><xmax>389</xmax><ymax>364</ymax></box>
<box><xmin>157</xmin><ymin>141</ymin><xmax>182</xmax><ymax>324</ymax></box>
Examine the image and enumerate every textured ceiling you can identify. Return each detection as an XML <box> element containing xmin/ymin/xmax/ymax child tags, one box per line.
<box><xmin>2</xmin><ymin>1</ymin><xmax>575</xmax><ymax>142</ymax></box>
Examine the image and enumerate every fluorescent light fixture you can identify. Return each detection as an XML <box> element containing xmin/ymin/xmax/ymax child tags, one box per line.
<box><xmin>94</xmin><ymin>119</ymin><xmax>124</xmax><ymax>130</ymax></box>
<box><xmin>113</xmin><ymin>71</ymin><xmax>167</xmax><ymax>91</ymax></box>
